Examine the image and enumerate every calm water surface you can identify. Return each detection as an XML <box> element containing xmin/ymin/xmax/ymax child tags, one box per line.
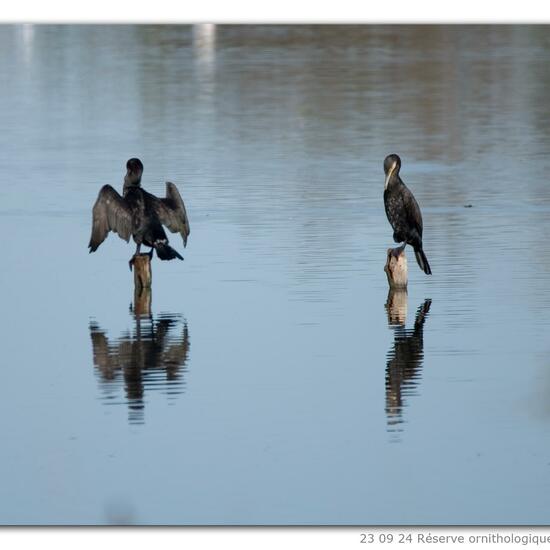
<box><xmin>1</xmin><ymin>24</ymin><xmax>550</xmax><ymax>524</ymax></box>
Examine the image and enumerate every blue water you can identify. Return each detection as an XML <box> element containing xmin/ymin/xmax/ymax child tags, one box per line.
<box><xmin>1</xmin><ymin>24</ymin><xmax>550</xmax><ymax>524</ymax></box>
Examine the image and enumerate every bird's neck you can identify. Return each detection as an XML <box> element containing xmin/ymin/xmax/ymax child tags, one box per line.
<box><xmin>384</xmin><ymin>174</ymin><xmax>398</xmax><ymax>192</ymax></box>
<box><xmin>387</xmin><ymin>174</ymin><xmax>402</xmax><ymax>188</ymax></box>
<box><xmin>123</xmin><ymin>176</ymin><xmax>141</xmax><ymax>194</ymax></box>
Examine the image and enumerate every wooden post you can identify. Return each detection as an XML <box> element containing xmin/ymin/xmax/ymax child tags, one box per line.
<box><xmin>133</xmin><ymin>286</ymin><xmax>152</xmax><ymax>317</ymax></box>
<box><xmin>132</xmin><ymin>254</ymin><xmax>152</xmax><ymax>317</ymax></box>
<box><xmin>384</xmin><ymin>246</ymin><xmax>408</xmax><ymax>290</ymax></box>
<box><xmin>133</xmin><ymin>254</ymin><xmax>152</xmax><ymax>292</ymax></box>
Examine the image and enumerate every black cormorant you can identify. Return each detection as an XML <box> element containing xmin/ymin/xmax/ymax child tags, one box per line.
<box><xmin>383</xmin><ymin>154</ymin><xmax>431</xmax><ymax>275</ymax></box>
<box><xmin>89</xmin><ymin>158</ymin><xmax>190</xmax><ymax>269</ymax></box>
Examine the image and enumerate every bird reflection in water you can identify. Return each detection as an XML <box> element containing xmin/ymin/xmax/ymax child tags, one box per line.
<box><xmin>89</xmin><ymin>308</ymin><xmax>190</xmax><ymax>425</ymax></box>
<box><xmin>385</xmin><ymin>291</ymin><xmax>431</xmax><ymax>438</ymax></box>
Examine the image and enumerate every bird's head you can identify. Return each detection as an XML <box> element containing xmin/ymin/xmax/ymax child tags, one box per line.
<box><xmin>383</xmin><ymin>154</ymin><xmax>401</xmax><ymax>190</ymax></box>
<box><xmin>125</xmin><ymin>158</ymin><xmax>144</xmax><ymax>186</ymax></box>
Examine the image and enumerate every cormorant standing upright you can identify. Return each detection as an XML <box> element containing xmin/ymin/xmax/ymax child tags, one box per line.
<box><xmin>383</xmin><ymin>154</ymin><xmax>431</xmax><ymax>275</ymax></box>
<box><xmin>89</xmin><ymin>158</ymin><xmax>190</xmax><ymax>269</ymax></box>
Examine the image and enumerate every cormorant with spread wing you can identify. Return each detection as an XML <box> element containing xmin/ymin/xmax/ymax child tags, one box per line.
<box><xmin>89</xmin><ymin>158</ymin><xmax>190</xmax><ymax>269</ymax></box>
<box><xmin>383</xmin><ymin>154</ymin><xmax>431</xmax><ymax>275</ymax></box>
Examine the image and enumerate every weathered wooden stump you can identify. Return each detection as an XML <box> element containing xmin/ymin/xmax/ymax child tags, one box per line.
<box><xmin>133</xmin><ymin>254</ymin><xmax>152</xmax><ymax>292</ymax></box>
<box><xmin>385</xmin><ymin>288</ymin><xmax>408</xmax><ymax>326</ymax></box>
<box><xmin>384</xmin><ymin>246</ymin><xmax>408</xmax><ymax>290</ymax></box>
<box><xmin>133</xmin><ymin>286</ymin><xmax>152</xmax><ymax>317</ymax></box>
<box><xmin>132</xmin><ymin>254</ymin><xmax>152</xmax><ymax>316</ymax></box>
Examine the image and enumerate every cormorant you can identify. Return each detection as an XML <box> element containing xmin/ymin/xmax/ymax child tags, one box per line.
<box><xmin>383</xmin><ymin>154</ymin><xmax>431</xmax><ymax>275</ymax></box>
<box><xmin>89</xmin><ymin>158</ymin><xmax>190</xmax><ymax>269</ymax></box>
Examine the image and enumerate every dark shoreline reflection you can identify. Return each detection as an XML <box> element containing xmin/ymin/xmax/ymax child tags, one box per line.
<box><xmin>89</xmin><ymin>311</ymin><xmax>190</xmax><ymax>425</ymax></box>
<box><xmin>385</xmin><ymin>293</ymin><xmax>431</xmax><ymax>438</ymax></box>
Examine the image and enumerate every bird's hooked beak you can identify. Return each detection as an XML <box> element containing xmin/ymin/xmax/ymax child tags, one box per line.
<box><xmin>384</xmin><ymin>161</ymin><xmax>397</xmax><ymax>190</ymax></box>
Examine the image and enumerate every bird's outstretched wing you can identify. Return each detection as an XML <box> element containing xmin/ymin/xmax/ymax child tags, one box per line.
<box><xmin>149</xmin><ymin>182</ymin><xmax>190</xmax><ymax>247</ymax></box>
<box><xmin>88</xmin><ymin>185</ymin><xmax>133</xmax><ymax>252</ymax></box>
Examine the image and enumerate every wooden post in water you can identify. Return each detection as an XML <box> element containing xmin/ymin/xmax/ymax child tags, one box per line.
<box><xmin>134</xmin><ymin>285</ymin><xmax>152</xmax><ymax>316</ymax></box>
<box><xmin>133</xmin><ymin>254</ymin><xmax>153</xmax><ymax>316</ymax></box>
<box><xmin>384</xmin><ymin>246</ymin><xmax>408</xmax><ymax>290</ymax></box>
<box><xmin>133</xmin><ymin>254</ymin><xmax>152</xmax><ymax>292</ymax></box>
<box><xmin>133</xmin><ymin>254</ymin><xmax>152</xmax><ymax>316</ymax></box>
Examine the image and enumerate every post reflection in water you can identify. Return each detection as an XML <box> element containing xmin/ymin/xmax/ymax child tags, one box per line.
<box><xmin>385</xmin><ymin>292</ymin><xmax>432</xmax><ymax>438</ymax></box>
<box><xmin>89</xmin><ymin>309</ymin><xmax>190</xmax><ymax>425</ymax></box>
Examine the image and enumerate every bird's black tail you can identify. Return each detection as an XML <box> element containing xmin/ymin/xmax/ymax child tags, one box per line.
<box><xmin>155</xmin><ymin>241</ymin><xmax>183</xmax><ymax>261</ymax></box>
<box><xmin>414</xmin><ymin>248</ymin><xmax>432</xmax><ymax>275</ymax></box>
